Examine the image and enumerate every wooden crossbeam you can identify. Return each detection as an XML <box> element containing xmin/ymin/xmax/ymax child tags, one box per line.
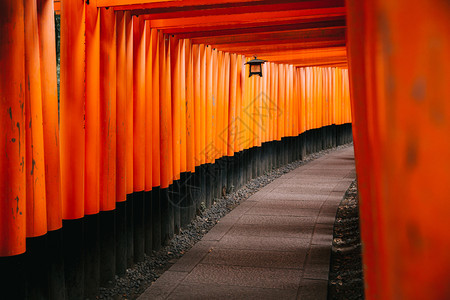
<box><xmin>173</xmin><ymin>19</ymin><xmax>346</xmax><ymax>39</ymax></box>
<box><xmin>146</xmin><ymin>7</ymin><xmax>346</xmax><ymax>29</ymax></box>
<box><xmin>130</xmin><ymin>0</ymin><xmax>344</xmax><ymax>19</ymax></box>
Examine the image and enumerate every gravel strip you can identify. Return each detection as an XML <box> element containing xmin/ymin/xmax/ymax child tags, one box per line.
<box><xmin>328</xmin><ymin>180</ymin><xmax>364</xmax><ymax>300</ymax></box>
<box><xmin>97</xmin><ymin>143</ymin><xmax>353</xmax><ymax>300</ymax></box>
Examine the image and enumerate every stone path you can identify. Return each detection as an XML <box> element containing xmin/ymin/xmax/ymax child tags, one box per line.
<box><xmin>138</xmin><ymin>147</ymin><xmax>356</xmax><ymax>300</ymax></box>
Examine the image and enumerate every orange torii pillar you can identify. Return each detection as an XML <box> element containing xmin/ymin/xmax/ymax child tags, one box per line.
<box><xmin>84</xmin><ymin>3</ymin><xmax>101</xmax><ymax>296</ymax></box>
<box><xmin>160</xmin><ymin>32</ymin><xmax>174</xmax><ymax>245</ymax></box>
<box><xmin>132</xmin><ymin>15</ymin><xmax>146</xmax><ymax>263</ymax></box>
<box><xmin>0</xmin><ymin>0</ymin><xmax>26</xmax><ymax>297</ymax></box>
<box><xmin>185</xmin><ymin>39</ymin><xmax>197</xmax><ymax>223</ymax></box>
<box><xmin>60</xmin><ymin>0</ymin><xmax>86</xmax><ymax>298</ymax></box>
<box><xmin>347</xmin><ymin>0</ymin><xmax>450</xmax><ymax>299</ymax></box>
<box><xmin>115</xmin><ymin>10</ymin><xmax>128</xmax><ymax>275</ymax></box>
<box><xmin>124</xmin><ymin>11</ymin><xmax>134</xmax><ymax>267</ymax></box>
<box><xmin>151</xmin><ymin>28</ymin><xmax>162</xmax><ymax>251</ymax></box>
<box><xmin>170</xmin><ymin>36</ymin><xmax>181</xmax><ymax>233</ymax></box>
<box><xmin>179</xmin><ymin>39</ymin><xmax>191</xmax><ymax>227</ymax></box>
<box><xmin>143</xmin><ymin>20</ymin><xmax>153</xmax><ymax>256</ymax></box>
<box><xmin>99</xmin><ymin>6</ymin><xmax>117</xmax><ymax>284</ymax></box>
<box><xmin>37</xmin><ymin>0</ymin><xmax>65</xmax><ymax>297</ymax></box>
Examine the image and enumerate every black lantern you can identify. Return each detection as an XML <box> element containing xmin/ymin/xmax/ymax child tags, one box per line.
<box><xmin>245</xmin><ymin>56</ymin><xmax>266</xmax><ymax>78</ymax></box>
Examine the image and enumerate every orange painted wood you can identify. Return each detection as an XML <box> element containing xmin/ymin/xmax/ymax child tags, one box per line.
<box><xmin>192</xmin><ymin>44</ymin><xmax>201</xmax><ymax>166</ymax></box>
<box><xmin>125</xmin><ymin>11</ymin><xmax>134</xmax><ymax>194</ymax></box>
<box><xmin>348</xmin><ymin>1</ymin><xmax>450</xmax><ymax>299</ymax></box>
<box><xmin>235</xmin><ymin>54</ymin><xmax>243</xmax><ymax>152</ymax></box>
<box><xmin>0</xmin><ymin>0</ymin><xmax>26</xmax><ymax>256</ymax></box>
<box><xmin>132</xmin><ymin>1</ymin><xmax>344</xmax><ymax>20</ymax></box>
<box><xmin>199</xmin><ymin>44</ymin><xmax>206</xmax><ymax>165</ymax></box>
<box><xmin>216</xmin><ymin>51</ymin><xmax>224</xmax><ymax>156</ymax></box>
<box><xmin>211</xmin><ymin>48</ymin><xmax>218</xmax><ymax>161</ymax></box>
<box><xmin>147</xmin><ymin>7</ymin><xmax>346</xmax><ymax>29</ymax></box>
<box><xmin>159</xmin><ymin>33</ymin><xmax>173</xmax><ymax>188</ymax></box>
<box><xmin>228</xmin><ymin>53</ymin><xmax>237</xmax><ymax>156</ymax></box>
<box><xmin>180</xmin><ymin>39</ymin><xmax>187</xmax><ymax>172</ymax></box>
<box><xmin>185</xmin><ymin>39</ymin><xmax>196</xmax><ymax>172</ymax></box>
<box><xmin>205</xmin><ymin>45</ymin><xmax>213</xmax><ymax>163</ymax></box>
<box><xmin>151</xmin><ymin>29</ymin><xmax>161</xmax><ymax>187</ymax></box>
<box><xmin>170</xmin><ymin>36</ymin><xmax>181</xmax><ymax>180</ymax></box>
<box><xmin>85</xmin><ymin>3</ymin><xmax>100</xmax><ymax>215</ymax></box>
<box><xmin>144</xmin><ymin>21</ymin><xmax>153</xmax><ymax>191</ymax></box>
<box><xmin>133</xmin><ymin>16</ymin><xmax>146</xmax><ymax>192</ymax></box>
<box><xmin>100</xmin><ymin>8</ymin><xmax>117</xmax><ymax>210</ymax></box>
<box><xmin>60</xmin><ymin>0</ymin><xmax>85</xmax><ymax>220</ymax></box>
<box><xmin>173</xmin><ymin>19</ymin><xmax>345</xmax><ymax>39</ymax></box>
<box><xmin>223</xmin><ymin>53</ymin><xmax>231</xmax><ymax>151</ymax></box>
<box><xmin>98</xmin><ymin>0</ymin><xmax>176</xmax><ymax>8</ymax></box>
<box><xmin>38</xmin><ymin>0</ymin><xmax>63</xmax><ymax>231</ymax></box>
<box><xmin>116</xmin><ymin>11</ymin><xmax>127</xmax><ymax>201</ymax></box>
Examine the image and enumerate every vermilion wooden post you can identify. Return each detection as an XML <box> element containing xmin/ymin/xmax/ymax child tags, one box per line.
<box><xmin>193</xmin><ymin>44</ymin><xmax>201</xmax><ymax>166</ymax></box>
<box><xmin>160</xmin><ymin>33</ymin><xmax>173</xmax><ymax>189</ymax></box>
<box><xmin>144</xmin><ymin>21</ymin><xmax>153</xmax><ymax>193</ymax></box>
<box><xmin>185</xmin><ymin>40</ymin><xmax>196</xmax><ymax>173</ymax></box>
<box><xmin>85</xmin><ymin>3</ymin><xmax>100</xmax><ymax>215</ymax></box>
<box><xmin>133</xmin><ymin>16</ymin><xmax>145</xmax><ymax>193</ymax></box>
<box><xmin>199</xmin><ymin>44</ymin><xmax>206</xmax><ymax>165</ymax></box>
<box><xmin>25</xmin><ymin>0</ymin><xmax>47</xmax><ymax>237</ymax></box>
<box><xmin>223</xmin><ymin>54</ymin><xmax>231</xmax><ymax>151</ymax></box>
<box><xmin>255</xmin><ymin>69</ymin><xmax>262</xmax><ymax>146</ymax></box>
<box><xmin>273</xmin><ymin>63</ymin><xmax>279</xmax><ymax>141</ymax></box>
<box><xmin>180</xmin><ymin>39</ymin><xmax>187</xmax><ymax>173</ymax></box>
<box><xmin>100</xmin><ymin>7</ymin><xmax>117</xmax><ymax>211</ymax></box>
<box><xmin>61</xmin><ymin>0</ymin><xmax>85</xmax><ymax>220</ymax></box>
<box><xmin>37</xmin><ymin>0</ymin><xmax>62</xmax><ymax>231</ymax></box>
<box><xmin>292</xmin><ymin>67</ymin><xmax>299</xmax><ymax>137</ymax></box>
<box><xmin>347</xmin><ymin>0</ymin><xmax>450</xmax><ymax>298</ymax></box>
<box><xmin>228</xmin><ymin>54</ymin><xmax>237</xmax><ymax>156</ymax></box>
<box><xmin>211</xmin><ymin>48</ymin><xmax>218</xmax><ymax>161</ymax></box>
<box><xmin>216</xmin><ymin>51</ymin><xmax>224</xmax><ymax>156</ymax></box>
<box><xmin>268</xmin><ymin>63</ymin><xmax>275</xmax><ymax>142</ymax></box>
<box><xmin>346</xmin><ymin>1</ymin><xmax>384</xmax><ymax>298</ymax></box>
<box><xmin>264</xmin><ymin>63</ymin><xmax>271</xmax><ymax>142</ymax></box>
<box><xmin>170</xmin><ymin>36</ymin><xmax>181</xmax><ymax>181</ymax></box>
<box><xmin>125</xmin><ymin>11</ymin><xmax>134</xmax><ymax>195</ymax></box>
<box><xmin>235</xmin><ymin>55</ymin><xmax>243</xmax><ymax>153</ymax></box>
<box><xmin>284</xmin><ymin>65</ymin><xmax>290</xmax><ymax>137</ymax></box>
<box><xmin>151</xmin><ymin>29</ymin><xmax>161</xmax><ymax>189</ymax></box>
<box><xmin>205</xmin><ymin>45</ymin><xmax>212</xmax><ymax>163</ymax></box>
<box><xmin>0</xmin><ymin>0</ymin><xmax>26</xmax><ymax>256</ymax></box>
<box><xmin>299</xmin><ymin>68</ymin><xmax>306</xmax><ymax>134</ymax></box>
<box><xmin>116</xmin><ymin>11</ymin><xmax>127</xmax><ymax>203</ymax></box>
<box><xmin>277</xmin><ymin>64</ymin><xmax>284</xmax><ymax>140</ymax></box>
<box><xmin>238</xmin><ymin>55</ymin><xmax>244</xmax><ymax>152</ymax></box>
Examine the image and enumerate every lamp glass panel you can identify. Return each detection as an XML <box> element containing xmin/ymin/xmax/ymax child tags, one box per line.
<box><xmin>250</xmin><ymin>64</ymin><xmax>261</xmax><ymax>73</ymax></box>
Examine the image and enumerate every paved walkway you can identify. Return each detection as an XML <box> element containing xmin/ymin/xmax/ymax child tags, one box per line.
<box><xmin>139</xmin><ymin>147</ymin><xmax>356</xmax><ymax>300</ymax></box>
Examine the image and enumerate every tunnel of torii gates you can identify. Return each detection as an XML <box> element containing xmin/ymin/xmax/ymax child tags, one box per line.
<box><xmin>0</xmin><ymin>0</ymin><xmax>449</xmax><ymax>299</ymax></box>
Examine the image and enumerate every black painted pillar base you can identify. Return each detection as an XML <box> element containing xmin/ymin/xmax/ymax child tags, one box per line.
<box><xmin>84</xmin><ymin>214</ymin><xmax>99</xmax><ymax>297</ymax></box>
<box><xmin>126</xmin><ymin>194</ymin><xmax>134</xmax><ymax>267</ymax></box>
<box><xmin>0</xmin><ymin>253</ymin><xmax>27</xmax><ymax>300</ymax></box>
<box><xmin>63</xmin><ymin>218</ymin><xmax>85</xmax><ymax>300</ymax></box>
<box><xmin>151</xmin><ymin>187</ymin><xmax>161</xmax><ymax>252</ymax></box>
<box><xmin>100</xmin><ymin>210</ymin><xmax>116</xmax><ymax>285</ymax></box>
<box><xmin>26</xmin><ymin>235</ymin><xmax>50</xmax><ymax>300</ymax></box>
<box><xmin>160</xmin><ymin>187</ymin><xmax>173</xmax><ymax>246</ymax></box>
<box><xmin>171</xmin><ymin>180</ymin><xmax>181</xmax><ymax>235</ymax></box>
<box><xmin>144</xmin><ymin>190</ymin><xmax>153</xmax><ymax>256</ymax></box>
<box><xmin>115</xmin><ymin>201</ymin><xmax>127</xmax><ymax>275</ymax></box>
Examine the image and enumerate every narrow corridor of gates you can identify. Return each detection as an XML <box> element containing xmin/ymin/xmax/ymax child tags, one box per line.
<box><xmin>2</xmin><ymin>0</ymin><xmax>449</xmax><ymax>299</ymax></box>
<box><xmin>139</xmin><ymin>146</ymin><xmax>355</xmax><ymax>299</ymax></box>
